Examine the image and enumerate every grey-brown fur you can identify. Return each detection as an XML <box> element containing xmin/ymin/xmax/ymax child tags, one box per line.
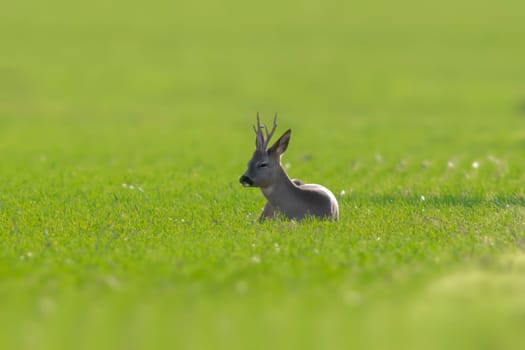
<box><xmin>239</xmin><ymin>114</ymin><xmax>339</xmax><ymax>221</ymax></box>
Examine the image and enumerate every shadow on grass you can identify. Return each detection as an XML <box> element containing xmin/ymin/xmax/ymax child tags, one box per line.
<box><xmin>346</xmin><ymin>193</ymin><xmax>525</xmax><ymax>208</ymax></box>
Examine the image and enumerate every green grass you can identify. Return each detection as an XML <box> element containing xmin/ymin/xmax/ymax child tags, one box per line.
<box><xmin>1</xmin><ymin>0</ymin><xmax>525</xmax><ymax>349</ymax></box>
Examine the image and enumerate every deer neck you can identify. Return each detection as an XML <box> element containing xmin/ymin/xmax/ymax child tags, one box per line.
<box><xmin>260</xmin><ymin>166</ymin><xmax>297</xmax><ymax>206</ymax></box>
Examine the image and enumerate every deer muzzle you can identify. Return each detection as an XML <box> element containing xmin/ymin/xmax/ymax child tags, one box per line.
<box><xmin>239</xmin><ymin>175</ymin><xmax>254</xmax><ymax>187</ymax></box>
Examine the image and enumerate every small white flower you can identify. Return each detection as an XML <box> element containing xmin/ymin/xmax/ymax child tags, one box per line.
<box><xmin>420</xmin><ymin>195</ymin><xmax>426</xmax><ymax>201</ymax></box>
<box><xmin>38</xmin><ymin>297</ymin><xmax>56</xmax><ymax>315</ymax></box>
<box><xmin>104</xmin><ymin>275</ymin><xmax>121</xmax><ymax>290</ymax></box>
<box><xmin>342</xmin><ymin>289</ymin><xmax>362</xmax><ymax>305</ymax></box>
<box><xmin>235</xmin><ymin>281</ymin><xmax>248</xmax><ymax>294</ymax></box>
<box><xmin>447</xmin><ymin>161</ymin><xmax>455</xmax><ymax>168</ymax></box>
<box><xmin>340</xmin><ymin>190</ymin><xmax>346</xmax><ymax>196</ymax></box>
<box><xmin>472</xmin><ymin>161</ymin><xmax>480</xmax><ymax>169</ymax></box>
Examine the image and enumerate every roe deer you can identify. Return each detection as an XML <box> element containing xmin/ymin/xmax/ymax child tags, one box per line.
<box><xmin>239</xmin><ymin>114</ymin><xmax>339</xmax><ymax>221</ymax></box>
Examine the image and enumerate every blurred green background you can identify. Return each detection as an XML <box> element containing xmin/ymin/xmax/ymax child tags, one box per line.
<box><xmin>2</xmin><ymin>0</ymin><xmax>524</xmax><ymax>154</ymax></box>
<box><xmin>1</xmin><ymin>1</ymin><xmax>525</xmax><ymax>349</ymax></box>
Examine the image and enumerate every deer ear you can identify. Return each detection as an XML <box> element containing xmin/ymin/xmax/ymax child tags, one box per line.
<box><xmin>268</xmin><ymin>129</ymin><xmax>291</xmax><ymax>156</ymax></box>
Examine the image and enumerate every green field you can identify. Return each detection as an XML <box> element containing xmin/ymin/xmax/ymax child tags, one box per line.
<box><xmin>1</xmin><ymin>0</ymin><xmax>525</xmax><ymax>349</ymax></box>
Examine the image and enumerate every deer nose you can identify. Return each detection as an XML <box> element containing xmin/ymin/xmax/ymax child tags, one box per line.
<box><xmin>239</xmin><ymin>175</ymin><xmax>254</xmax><ymax>187</ymax></box>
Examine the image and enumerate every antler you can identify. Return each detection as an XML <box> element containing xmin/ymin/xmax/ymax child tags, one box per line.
<box><xmin>253</xmin><ymin>113</ymin><xmax>278</xmax><ymax>151</ymax></box>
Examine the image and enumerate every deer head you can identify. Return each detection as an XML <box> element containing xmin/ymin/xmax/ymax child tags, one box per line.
<box><xmin>239</xmin><ymin>113</ymin><xmax>291</xmax><ymax>188</ymax></box>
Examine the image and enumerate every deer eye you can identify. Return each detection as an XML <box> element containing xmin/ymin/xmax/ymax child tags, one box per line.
<box><xmin>257</xmin><ymin>162</ymin><xmax>269</xmax><ymax>168</ymax></box>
